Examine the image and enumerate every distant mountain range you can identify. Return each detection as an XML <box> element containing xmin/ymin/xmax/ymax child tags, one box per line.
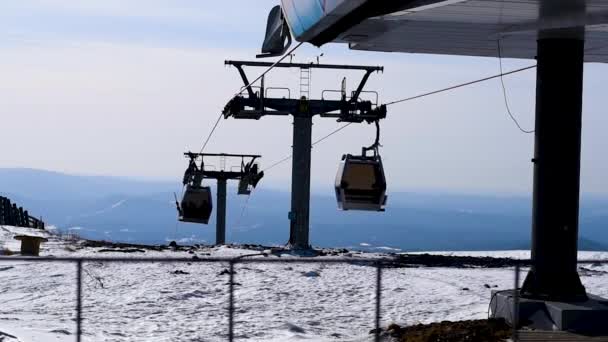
<box><xmin>1</xmin><ymin>168</ymin><xmax>607</xmax><ymax>251</ymax></box>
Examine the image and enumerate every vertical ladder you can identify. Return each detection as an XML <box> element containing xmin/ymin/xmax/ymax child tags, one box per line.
<box><xmin>220</xmin><ymin>155</ymin><xmax>226</xmax><ymax>171</ymax></box>
<box><xmin>300</xmin><ymin>67</ymin><xmax>311</xmax><ymax>99</ymax></box>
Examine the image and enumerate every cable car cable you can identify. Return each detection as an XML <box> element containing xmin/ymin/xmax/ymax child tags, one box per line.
<box><xmin>236</xmin><ymin>61</ymin><xmax>536</xmax><ymax>221</ymax></box>
<box><xmin>235</xmin><ymin>42</ymin><xmax>304</xmax><ymax>99</ymax></box>
<box><xmin>236</xmin><ymin>122</ymin><xmax>354</xmax><ymax>224</ymax></box>
<box><xmin>497</xmin><ymin>40</ymin><xmax>535</xmax><ymax>134</ymax></box>
<box><xmin>384</xmin><ymin>64</ymin><xmax>536</xmax><ymax>106</ymax></box>
<box><xmin>198</xmin><ymin>113</ymin><xmax>224</xmax><ymax>154</ymax></box>
<box><xmin>196</xmin><ymin>42</ymin><xmax>305</xmax><ymax>155</ymax></box>
<box><xmin>263</xmin><ymin>122</ymin><xmax>354</xmax><ymax>173</ymax></box>
<box><xmin>262</xmin><ymin>63</ymin><xmax>536</xmax><ymax>173</ymax></box>
<box><xmin>235</xmin><ymin>191</ymin><xmax>253</xmax><ymax>227</ymax></box>
<box><xmin>183</xmin><ymin>44</ymin><xmax>306</xmax><ymax>233</ymax></box>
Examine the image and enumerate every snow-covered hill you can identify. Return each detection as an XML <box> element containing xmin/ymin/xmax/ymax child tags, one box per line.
<box><xmin>1</xmin><ymin>226</ymin><xmax>608</xmax><ymax>342</ymax></box>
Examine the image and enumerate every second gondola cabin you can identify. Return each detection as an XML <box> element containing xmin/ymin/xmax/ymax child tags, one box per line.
<box><xmin>335</xmin><ymin>153</ymin><xmax>387</xmax><ymax>211</ymax></box>
<box><xmin>179</xmin><ymin>186</ymin><xmax>213</xmax><ymax>224</ymax></box>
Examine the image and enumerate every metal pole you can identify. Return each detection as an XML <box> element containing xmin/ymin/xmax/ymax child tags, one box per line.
<box><xmin>521</xmin><ymin>37</ymin><xmax>587</xmax><ymax>301</ymax></box>
<box><xmin>228</xmin><ymin>261</ymin><xmax>235</xmax><ymax>342</ymax></box>
<box><xmin>513</xmin><ymin>264</ymin><xmax>520</xmax><ymax>342</ymax></box>
<box><xmin>288</xmin><ymin>114</ymin><xmax>312</xmax><ymax>249</ymax></box>
<box><xmin>375</xmin><ymin>265</ymin><xmax>382</xmax><ymax>342</ymax></box>
<box><xmin>76</xmin><ymin>260</ymin><xmax>83</xmax><ymax>342</ymax></box>
<box><xmin>217</xmin><ymin>178</ymin><xmax>227</xmax><ymax>245</ymax></box>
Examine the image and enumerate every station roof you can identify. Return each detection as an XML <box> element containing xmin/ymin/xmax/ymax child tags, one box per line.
<box><xmin>281</xmin><ymin>0</ymin><xmax>608</xmax><ymax>62</ymax></box>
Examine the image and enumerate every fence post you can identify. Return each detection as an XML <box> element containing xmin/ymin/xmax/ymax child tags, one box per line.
<box><xmin>512</xmin><ymin>264</ymin><xmax>520</xmax><ymax>342</ymax></box>
<box><xmin>11</xmin><ymin>204</ymin><xmax>18</xmax><ymax>226</ymax></box>
<box><xmin>76</xmin><ymin>260</ymin><xmax>83</xmax><ymax>342</ymax></box>
<box><xmin>12</xmin><ymin>205</ymin><xmax>17</xmax><ymax>226</ymax></box>
<box><xmin>6</xmin><ymin>202</ymin><xmax>11</xmax><ymax>225</ymax></box>
<box><xmin>5</xmin><ymin>200</ymin><xmax>8</xmax><ymax>225</ymax></box>
<box><xmin>375</xmin><ymin>264</ymin><xmax>382</xmax><ymax>342</ymax></box>
<box><xmin>228</xmin><ymin>260</ymin><xmax>235</xmax><ymax>342</ymax></box>
<box><xmin>17</xmin><ymin>207</ymin><xmax>22</xmax><ymax>226</ymax></box>
<box><xmin>8</xmin><ymin>202</ymin><xmax>14</xmax><ymax>225</ymax></box>
<box><xmin>3</xmin><ymin>200</ymin><xmax>9</xmax><ymax>225</ymax></box>
<box><xmin>18</xmin><ymin>207</ymin><xmax>24</xmax><ymax>227</ymax></box>
<box><xmin>1</xmin><ymin>199</ymin><xmax>5</xmax><ymax>225</ymax></box>
<box><xmin>23</xmin><ymin>209</ymin><xmax>29</xmax><ymax>228</ymax></box>
<box><xmin>0</xmin><ymin>197</ymin><xmax>5</xmax><ymax>225</ymax></box>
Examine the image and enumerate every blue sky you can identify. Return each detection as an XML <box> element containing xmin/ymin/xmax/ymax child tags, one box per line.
<box><xmin>1</xmin><ymin>0</ymin><xmax>607</xmax><ymax>195</ymax></box>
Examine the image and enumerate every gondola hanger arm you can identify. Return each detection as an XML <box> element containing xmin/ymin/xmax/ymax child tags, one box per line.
<box><xmin>362</xmin><ymin>120</ymin><xmax>381</xmax><ymax>157</ymax></box>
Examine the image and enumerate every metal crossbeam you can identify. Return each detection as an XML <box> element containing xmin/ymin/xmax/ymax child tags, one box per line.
<box><xmin>224</xmin><ymin>97</ymin><xmax>386</xmax><ymax>122</ymax></box>
<box><xmin>185</xmin><ymin>152</ymin><xmax>261</xmax><ymax>159</ymax></box>
<box><xmin>225</xmin><ymin>60</ymin><xmax>383</xmax><ymax>72</ymax></box>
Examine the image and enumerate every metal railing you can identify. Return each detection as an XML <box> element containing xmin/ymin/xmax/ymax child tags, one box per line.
<box><xmin>0</xmin><ymin>255</ymin><xmax>387</xmax><ymax>342</ymax></box>
<box><xmin>1</xmin><ymin>255</ymin><xmax>607</xmax><ymax>342</ymax></box>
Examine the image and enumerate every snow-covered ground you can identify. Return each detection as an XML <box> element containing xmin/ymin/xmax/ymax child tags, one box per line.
<box><xmin>1</xmin><ymin>225</ymin><xmax>607</xmax><ymax>342</ymax></box>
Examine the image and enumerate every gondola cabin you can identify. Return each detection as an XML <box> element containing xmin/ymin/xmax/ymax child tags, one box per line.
<box><xmin>335</xmin><ymin>154</ymin><xmax>387</xmax><ymax>211</ymax></box>
<box><xmin>179</xmin><ymin>186</ymin><xmax>213</xmax><ymax>224</ymax></box>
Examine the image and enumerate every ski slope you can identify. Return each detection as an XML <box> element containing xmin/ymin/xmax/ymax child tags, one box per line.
<box><xmin>1</xmin><ymin>226</ymin><xmax>607</xmax><ymax>342</ymax></box>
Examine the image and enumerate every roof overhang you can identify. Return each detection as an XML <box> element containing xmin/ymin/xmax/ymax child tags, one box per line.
<box><xmin>280</xmin><ymin>0</ymin><xmax>608</xmax><ymax>62</ymax></box>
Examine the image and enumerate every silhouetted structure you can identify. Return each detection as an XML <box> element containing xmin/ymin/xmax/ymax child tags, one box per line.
<box><xmin>223</xmin><ymin>60</ymin><xmax>387</xmax><ymax>249</ymax></box>
<box><xmin>0</xmin><ymin>196</ymin><xmax>44</xmax><ymax>229</ymax></box>
<box><xmin>262</xmin><ymin>0</ymin><xmax>608</xmax><ymax>333</ymax></box>
<box><xmin>177</xmin><ymin>153</ymin><xmax>264</xmax><ymax>245</ymax></box>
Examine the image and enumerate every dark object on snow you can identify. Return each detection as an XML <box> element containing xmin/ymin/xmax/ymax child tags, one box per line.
<box><xmin>302</xmin><ymin>271</ymin><xmax>320</xmax><ymax>277</ymax></box>
<box><xmin>14</xmin><ymin>235</ymin><xmax>48</xmax><ymax>256</ymax></box>
<box><xmin>171</xmin><ymin>270</ymin><xmax>190</xmax><ymax>275</ymax></box>
<box><xmin>387</xmin><ymin>253</ymin><xmax>531</xmax><ymax>269</ymax></box>
<box><xmin>285</xmin><ymin>323</ymin><xmax>306</xmax><ymax>334</ymax></box>
<box><xmin>98</xmin><ymin>248</ymin><xmax>145</xmax><ymax>254</ymax></box>
<box><xmin>386</xmin><ymin>319</ymin><xmax>511</xmax><ymax>342</ymax></box>
<box><xmin>169</xmin><ymin>241</ymin><xmax>178</xmax><ymax>248</ymax></box>
<box><xmin>369</xmin><ymin>328</ymin><xmax>383</xmax><ymax>335</ymax></box>
<box><xmin>50</xmin><ymin>329</ymin><xmax>71</xmax><ymax>335</ymax></box>
<box><xmin>82</xmin><ymin>240</ymin><xmax>165</xmax><ymax>251</ymax></box>
<box><xmin>219</xmin><ymin>268</ymin><xmax>236</xmax><ymax>276</ymax></box>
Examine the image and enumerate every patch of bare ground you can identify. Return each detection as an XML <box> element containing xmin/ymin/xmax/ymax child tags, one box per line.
<box><xmin>378</xmin><ymin>318</ymin><xmax>511</xmax><ymax>342</ymax></box>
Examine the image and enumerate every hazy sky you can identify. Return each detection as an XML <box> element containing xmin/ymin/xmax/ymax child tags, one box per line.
<box><xmin>1</xmin><ymin>0</ymin><xmax>606</xmax><ymax>195</ymax></box>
